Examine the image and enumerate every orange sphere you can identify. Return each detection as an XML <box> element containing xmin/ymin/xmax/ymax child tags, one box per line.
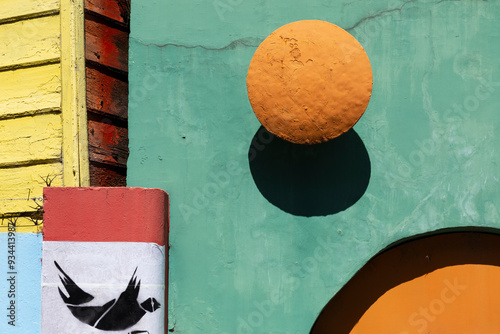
<box><xmin>247</xmin><ymin>20</ymin><xmax>373</xmax><ymax>144</ymax></box>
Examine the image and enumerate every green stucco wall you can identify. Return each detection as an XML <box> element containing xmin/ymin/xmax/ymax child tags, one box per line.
<box><xmin>127</xmin><ymin>1</ymin><xmax>500</xmax><ymax>332</ymax></box>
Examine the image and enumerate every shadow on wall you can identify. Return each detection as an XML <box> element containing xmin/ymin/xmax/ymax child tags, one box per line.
<box><xmin>248</xmin><ymin>127</ymin><xmax>371</xmax><ymax>216</ymax></box>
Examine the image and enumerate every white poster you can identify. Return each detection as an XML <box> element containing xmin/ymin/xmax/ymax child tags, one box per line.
<box><xmin>42</xmin><ymin>242</ymin><xmax>165</xmax><ymax>334</ymax></box>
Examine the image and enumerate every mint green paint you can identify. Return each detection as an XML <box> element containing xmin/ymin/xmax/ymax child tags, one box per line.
<box><xmin>128</xmin><ymin>1</ymin><xmax>500</xmax><ymax>332</ymax></box>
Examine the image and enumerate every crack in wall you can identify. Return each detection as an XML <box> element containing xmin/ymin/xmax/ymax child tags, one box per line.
<box><xmin>345</xmin><ymin>0</ymin><xmax>418</xmax><ymax>32</ymax></box>
<box><xmin>131</xmin><ymin>0</ymin><xmax>489</xmax><ymax>53</ymax></box>
<box><xmin>130</xmin><ymin>36</ymin><xmax>261</xmax><ymax>51</ymax></box>
<box><xmin>347</xmin><ymin>0</ymin><xmax>488</xmax><ymax>32</ymax></box>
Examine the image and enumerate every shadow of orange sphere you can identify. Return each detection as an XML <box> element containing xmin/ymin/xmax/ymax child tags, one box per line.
<box><xmin>247</xmin><ymin>20</ymin><xmax>372</xmax><ymax>144</ymax></box>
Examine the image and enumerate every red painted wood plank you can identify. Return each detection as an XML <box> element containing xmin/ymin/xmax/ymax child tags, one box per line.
<box><xmin>84</xmin><ymin>0</ymin><xmax>130</xmax><ymax>187</ymax></box>
<box><xmin>85</xmin><ymin>18</ymin><xmax>128</xmax><ymax>72</ymax></box>
<box><xmin>89</xmin><ymin>162</ymin><xmax>126</xmax><ymax>187</ymax></box>
<box><xmin>87</xmin><ymin>119</ymin><xmax>128</xmax><ymax>167</ymax></box>
<box><xmin>86</xmin><ymin>67</ymin><xmax>128</xmax><ymax>120</ymax></box>
<box><xmin>85</xmin><ymin>0</ymin><xmax>130</xmax><ymax>25</ymax></box>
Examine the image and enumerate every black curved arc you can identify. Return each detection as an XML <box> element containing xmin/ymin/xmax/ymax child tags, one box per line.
<box><xmin>310</xmin><ymin>227</ymin><xmax>500</xmax><ymax>334</ymax></box>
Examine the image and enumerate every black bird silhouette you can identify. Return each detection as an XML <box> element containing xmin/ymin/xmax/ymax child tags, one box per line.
<box><xmin>55</xmin><ymin>261</ymin><xmax>161</xmax><ymax>331</ymax></box>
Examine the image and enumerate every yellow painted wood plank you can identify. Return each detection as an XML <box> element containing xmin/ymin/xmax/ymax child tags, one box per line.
<box><xmin>0</xmin><ymin>63</ymin><xmax>61</xmax><ymax>119</ymax></box>
<box><xmin>0</xmin><ymin>163</ymin><xmax>62</xmax><ymax>214</ymax></box>
<box><xmin>0</xmin><ymin>0</ymin><xmax>59</xmax><ymax>23</ymax></box>
<box><xmin>0</xmin><ymin>113</ymin><xmax>62</xmax><ymax>167</ymax></box>
<box><xmin>61</xmin><ymin>0</ymin><xmax>90</xmax><ymax>186</ymax></box>
<box><xmin>0</xmin><ymin>217</ymin><xmax>42</xmax><ymax>233</ymax></box>
<box><xmin>0</xmin><ymin>15</ymin><xmax>60</xmax><ymax>69</ymax></box>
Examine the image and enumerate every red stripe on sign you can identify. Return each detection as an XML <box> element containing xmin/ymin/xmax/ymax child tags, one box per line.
<box><xmin>43</xmin><ymin>187</ymin><xmax>169</xmax><ymax>245</ymax></box>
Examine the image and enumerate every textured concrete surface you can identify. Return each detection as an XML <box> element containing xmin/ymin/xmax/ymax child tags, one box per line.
<box><xmin>128</xmin><ymin>0</ymin><xmax>500</xmax><ymax>332</ymax></box>
<box><xmin>43</xmin><ymin>187</ymin><xmax>169</xmax><ymax>245</ymax></box>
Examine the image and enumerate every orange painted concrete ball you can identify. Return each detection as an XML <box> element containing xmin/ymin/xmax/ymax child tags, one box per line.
<box><xmin>247</xmin><ymin>20</ymin><xmax>373</xmax><ymax>144</ymax></box>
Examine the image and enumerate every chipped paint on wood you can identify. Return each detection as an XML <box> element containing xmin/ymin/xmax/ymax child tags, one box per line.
<box><xmin>85</xmin><ymin>18</ymin><xmax>128</xmax><ymax>72</ymax></box>
<box><xmin>0</xmin><ymin>163</ymin><xmax>63</xmax><ymax>202</ymax></box>
<box><xmin>0</xmin><ymin>114</ymin><xmax>63</xmax><ymax>167</ymax></box>
<box><xmin>87</xmin><ymin>119</ymin><xmax>128</xmax><ymax>167</ymax></box>
<box><xmin>0</xmin><ymin>0</ymin><xmax>59</xmax><ymax>23</ymax></box>
<box><xmin>0</xmin><ymin>163</ymin><xmax>62</xmax><ymax>220</ymax></box>
<box><xmin>0</xmin><ymin>63</ymin><xmax>61</xmax><ymax>119</ymax></box>
<box><xmin>0</xmin><ymin>14</ymin><xmax>60</xmax><ymax>70</ymax></box>
<box><xmin>85</xmin><ymin>0</ymin><xmax>130</xmax><ymax>26</ymax></box>
<box><xmin>86</xmin><ymin>66</ymin><xmax>128</xmax><ymax>120</ymax></box>
<box><xmin>89</xmin><ymin>162</ymin><xmax>126</xmax><ymax>186</ymax></box>
<box><xmin>85</xmin><ymin>0</ymin><xmax>130</xmax><ymax>186</ymax></box>
<box><xmin>0</xmin><ymin>217</ymin><xmax>43</xmax><ymax>233</ymax></box>
<box><xmin>61</xmin><ymin>0</ymin><xmax>90</xmax><ymax>186</ymax></box>
<box><xmin>0</xmin><ymin>0</ymin><xmax>90</xmax><ymax>233</ymax></box>
<box><xmin>0</xmin><ymin>2</ymin><xmax>64</xmax><ymax>234</ymax></box>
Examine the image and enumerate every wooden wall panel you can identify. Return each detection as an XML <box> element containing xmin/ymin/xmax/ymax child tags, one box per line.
<box><xmin>0</xmin><ymin>1</ymin><xmax>92</xmax><ymax>232</ymax></box>
<box><xmin>85</xmin><ymin>19</ymin><xmax>128</xmax><ymax>73</ymax></box>
<box><xmin>87</xmin><ymin>118</ymin><xmax>128</xmax><ymax>167</ymax></box>
<box><xmin>85</xmin><ymin>0</ymin><xmax>129</xmax><ymax>187</ymax></box>
<box><xmin>0</xmin><ymin>217</ymin><xmax>44</xmax><ymax>233</ymax></box>
<box><xmin>0</xmin><ymin>114</ymin><xmax>62</xmax><ymax>167</ymax></box>
<box><xmin>85</xmin><ymin>0</ymin><xmax>130</xmax><ymax>25</ymax></box>
<box><xmin>0</xmin><ymin>63</ymin><xmax>61</xmax><ymax>119</ymax></box>
<box><xmin>0</xmin><ymin>5</ymin><xmax>62</xmax><ymax>232</ymax></box>
<box><xmin>0</xmin><ymin>0</ymin><xmax>59</xmax><ymax>23</ymax></box>
<box><xmin>89</xmin><ymin>162</ymin><xmax>126</xmax><ymax>187</ymax></box>
<box><xmin>0</xmin><ymin>163</ymin><xmax>63</xmax><ymax>215</ymax></box>
<box><xmin>86</xmin><ymin>66</ymin><xmax>128</xmax><ymax>120</ymax></box>
<box><xmin>0</xmin><ymin>15</ymin><xmax>60</xmax><ymax>69</ymax></box>
<box><xmin>60</xmin><ymin>0</ymin><xmax>90</xmax><ymax>187</ymax></box>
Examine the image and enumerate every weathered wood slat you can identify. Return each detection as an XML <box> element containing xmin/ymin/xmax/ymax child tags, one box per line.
<box><xmin>85</xmin><ymin>0</ymin><xmax>130</xmax><ymax>26</ymax></box>
<box><xmin>87</xmin><ymin>119</ymin><xmax>128</xmax><ymax>167</ymax></box>
<box><xmin>86</xmin><ymin>66</ymin><xmax>128</xmax><ymax>120</ymax></box>
<box><xmin>88</xmin><ymin>146</ymin><xmax>128</xmax><ymax>167</ymax></box>
<box><xmin>0</xmin><ymin>113</ymin><xmax>63</xmax><ymax>166</ymax></box>
<box><xmin>60</xmin><ymin>0</ymin><xmax>90</xmax><ymax>187</ymax></box>
<box><xmin>89</xmin><ymin>162</ymin><xmax>126</xmax><ymax>187</ymax></box>
<box><xmin>0</xmin><ymin>162</ymin><xmax>63</xmax><ymax>214</ymax></box>
<box><xmin>0</xmin><ymin>64</ymin><xmax>61</xmax><ymax>119</ymax></box>
<box><xmin>0</xmin><ymin>15</ymin><xmax>60</xmax><ymax>69</ymax></box>
<box><xmin>0</xmin><ymin>0</ymin><xmax>59</xmax><ymax>23</ymax></box>
<box><xmin>85</xmin><ymin>18</ymin><xmax>128</xmax><ymax>72</ymax></box>
<box><xmin>84</xmin><ymin>0</ymin><xmax>130</xmax><ymax>187</ymax></box>
<box><xmin>0</xmin><ymin>217</ymin><xmax>43</xmax><ymax>233</ymax></box>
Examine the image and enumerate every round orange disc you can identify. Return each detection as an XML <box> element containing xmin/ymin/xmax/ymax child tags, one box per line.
<box><xmin>247</xmin><ymin>20</ymin><xmax>373</xmax><ymax>144</ymax></box>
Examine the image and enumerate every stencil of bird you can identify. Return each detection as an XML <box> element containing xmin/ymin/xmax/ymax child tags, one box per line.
<box><xmin>54</xmin><ymin>261</ymin><xmax>161</xmax><ymax>331</ymax></box>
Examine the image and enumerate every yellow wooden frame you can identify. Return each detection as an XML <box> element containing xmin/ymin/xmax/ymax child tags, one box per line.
<box><xmin>60</xmin><ymin>0</ymin><xmax>89</xmax><ymax>187</ymax></box>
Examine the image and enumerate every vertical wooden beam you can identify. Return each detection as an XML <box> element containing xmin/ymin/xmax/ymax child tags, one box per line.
<box><xmin>84</xmin><ymin>0</ymin><xmax>130</xmax><ymax>187</ymax></box>
<box><xmin>60</xmin><ymin>0</ymin><xmax>90</xmax><ymax>186</ymax></box>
